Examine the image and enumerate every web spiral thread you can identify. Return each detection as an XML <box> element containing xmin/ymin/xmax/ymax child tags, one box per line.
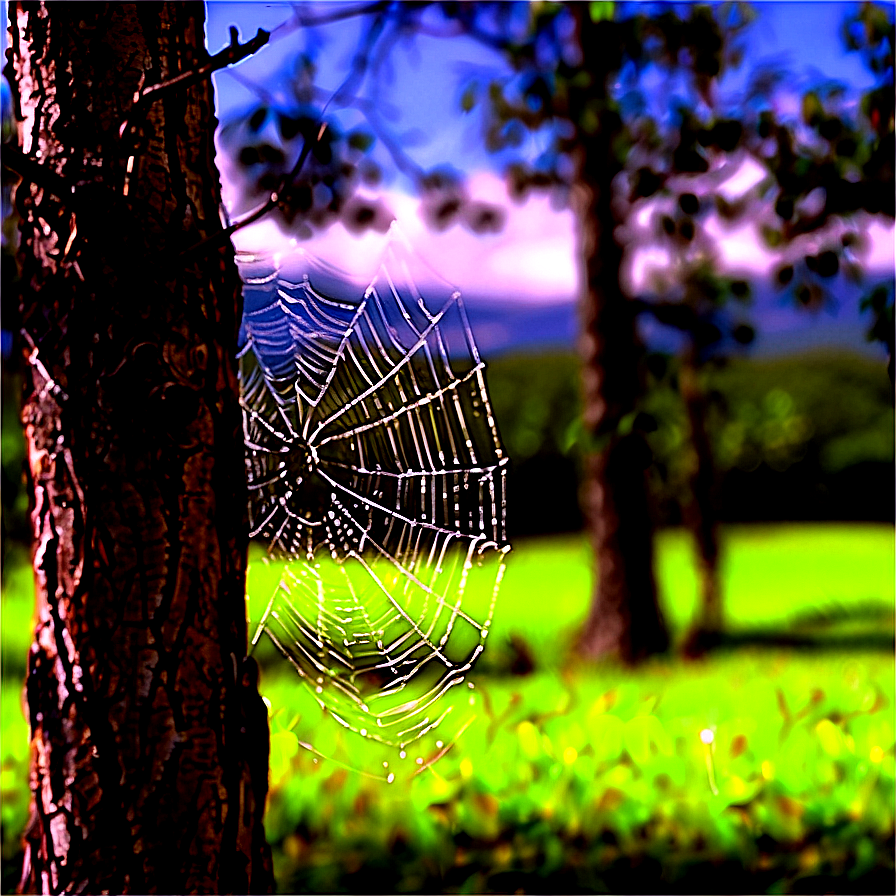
<box><xmin>238</xmin><ymin>232</ymin><xmax>510</xmax><ymax>751</ymax></box>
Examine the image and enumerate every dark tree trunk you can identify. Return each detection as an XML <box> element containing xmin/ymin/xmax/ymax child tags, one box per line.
<box><xmin>6</xmin><ymin>3</ymin><xmax>274</xmax><ymax>893</ymax></box>
<box><xmin>571</xmin><ymin>11</ymin><xmax>669</xmax><ymax>664</ymax></box>
<box><xmin>680</xmin><ymin>349</ymin><xmax>723</xmax><ymax>655</ymax></box>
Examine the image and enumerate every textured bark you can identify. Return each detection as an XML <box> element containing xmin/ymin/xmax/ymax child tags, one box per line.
<box><xmin>571</xmin><ymin>9</ymin><xmax>669</xmax><ymax>664</ymax></box>
<box><xmin>7</xmin><ymin>3</ymin><xmax>274</xmax><ymax>893</ymax></box>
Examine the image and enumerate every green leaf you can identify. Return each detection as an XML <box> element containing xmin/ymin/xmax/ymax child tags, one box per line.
<box><xmin>589</xmin><ymin>713</ymin><xmax>624</xmax><ymax>762</ymax></box>
<box><xmin>517</xmin><ymin>720</ymin><xmax>542</xmax><ymax>760</ymax></box>
<box><xmin>624</xmin><ymin>715</ymin><xmax>671</xmax><ymax>765</ymax></box>
<box><xmin>761</xmin><ymin>225</ymin><xmax>782</xmax><ymax>248</ymax></box>
<box><xmin>460</xmin><ymin>84</ymin><xmax>478</xmax><ymax>113</ymax></box>
<box><xmin>269</xmin><ymin>731</ymin><xmax>299</xmax><ymax>784</ymax></box>
<box><xmin>589</xmin><ymin>1</ymin><xmax>615</xmax><ymax>22</ymax></box>
<box><xmin>801</xmin><ymin>91</ymin><xmax>823</xmax><ymax>126</ymax></box>
<box><xmin>347</xmin><ymin>130</ymin><xmax>374</xmax><ymax>152</ymax></box>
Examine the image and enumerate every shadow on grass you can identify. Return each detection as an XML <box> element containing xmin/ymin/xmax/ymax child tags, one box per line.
<box><xmin>684</xmin><ymin>601</ymin><xmax>894</xmax><ymax>656</ymax></box>
<box><xmin>718</xmin><ymin>630</ymin><xmax>895</xmax><ymax>651</ymax></box>
<box><xmin>684</xmin><ymin>626</ymin><xmax>894</xmax><ymax>657</ymax></box>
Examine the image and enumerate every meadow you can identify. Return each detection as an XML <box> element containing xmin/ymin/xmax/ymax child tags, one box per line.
<box><xmin>2</xmin><ymin>523</ymin><xmax>894</xmax><ymax>893</ymax></box>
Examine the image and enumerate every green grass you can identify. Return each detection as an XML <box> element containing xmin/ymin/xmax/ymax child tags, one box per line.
<box><xmin>246</xmin><ymin>523</ymin><xmax>895</xmax><ymax>671</ymax></box>
<box><xmin>259</xmin><ymin>651</ymin><xmax>894</xmax><ymax>893</ymax></box>
<box><xmin>2</xmin><ymin>524</ymin><xmax>894</xmax><ymax>893</ymax></box>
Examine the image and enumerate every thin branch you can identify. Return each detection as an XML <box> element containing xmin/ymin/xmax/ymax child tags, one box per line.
<box><xmin>145</xmin><ymin>25</ymin><xmax>270</xmax><ymax>100</ymax></box>
<box><xmin>223</xmin><ymin>68</ymin><xmax>280</xmax><ymax>109</ymax></box>
<box><xmin>305</xmin><ymin>83</ymin><xmax>427</xmax><ymax>184</ymax></box>
<box><xmin>269</xmin><ymin>0</ymin><xmax>395</xmax><ymax>43</ymax></box>
<box><xmin>332</xmin><ymin>11</ymin><xmax>389</xmax><ymax>107</ymax></box>
<box><xmin>119</xmin><ymin>26</ymin><xmax>271</xmax><ymax>139</ymax></box>
<box><xmin>178</xmin><ymin>124</ymin><xmax>327</xmax><ymax>264</ymax></box>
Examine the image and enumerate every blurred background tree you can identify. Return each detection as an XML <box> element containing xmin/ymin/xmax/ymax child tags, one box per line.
<box><xmin>446</xmin><ymin>2</ymin><xmax>758</xmax><ymax>662</ymax></box>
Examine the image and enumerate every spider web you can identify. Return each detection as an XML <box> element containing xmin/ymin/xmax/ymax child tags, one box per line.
<box><xmin>238</xmin><ymin>230</ymin><xmax>510</xmax><ymax>759</ymax></box>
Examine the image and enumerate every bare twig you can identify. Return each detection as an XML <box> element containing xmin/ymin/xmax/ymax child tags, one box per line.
<box><xmin>299</xmin><ymin>82</ymin><xmax>426</xmax><ymax>185</ymax></box>
<box><xmin>269</xmin><ymin>0</ymin><xmax>394</xmax><ymax>43</ymax></box>
<box><xmin>146</xmin><ymin>26</ymin><xmax>270</xmax><ymax>98</ymax></box>
<box><xmin>119</xmin><ymin>26</ymin><xmax>271</xmax><ymax>139</ymax></box>
<box><xmin>178</xmin><ymin>123</ymin><xmax>327</xmax><ymax>264</ymax></box>
<box><xmin>332</xmin><ymin>11</ymin><xmax>388</xmax><ymax>106</ymax></box>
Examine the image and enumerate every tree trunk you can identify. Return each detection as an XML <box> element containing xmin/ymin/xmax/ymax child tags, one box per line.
<box><xmin>571</xmin><ymin>11</ymin><xmax>669</xmax><ymax>664</ymax></box>
<box><xmin>7</xmin><ymin>3</ymin><xmax>273</xmax><ymax>892</ymax></box>
<box><xmin>680</xmin><ymin>349</ymin><xmax>723</xmax><ymax>655</ymax></box>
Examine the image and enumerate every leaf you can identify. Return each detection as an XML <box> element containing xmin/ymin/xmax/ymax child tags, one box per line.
<box><xmin>678</xmin><ymin>192</ymin><xmax>700</xmax><ymax>215</ymax></box>
<box><xmin>589</xmin><ymin>713</ymin><xmax>624</xmax><ymax>763</ymax></box>
<box><xmin>269</xmin><ymin>731</ymin><xmax>299</xmax><ymax>784</ymax></box>
<box><xmin>463</xmin><ymin>202</ymin><xmax>506</xmax><ymax>235</ymax></box>
<box><xmin>248</xmin><ymin>106</ymin><xmax>268</xmax><ymax>133</ymax></box>
<box><xmin>816</xmin><ymin>719</ymin><xmax>846</xmax><ymax>758</ymax></box>
<box><xmin>815</xmin><ymin>251</ymin><xmax>839</xmax><ymax>278</ymax></box>
<box><xmin>623</xmin><ymin>715</ymin><xmax>672</xmax><ymax>764</ymax></box>
<box><xmin>589</xmin><ymin>1</ymin><xmax>615</xmax><ymax>22</ymax></box>
<box><xmin>517</xmin><ymin>720</ymin><xmax>542</xmax><ymax>760</ymax></box>
<box><xmin>776</xmin><ymin>265</ymin><xmax>794</xmax><ymax>286</ymax></box>
<box><xmin>777</xmin><ymin>794</ymin><xmax>805</xmax><ymax>818</ymax></box>
<box><xmin>801</xmin><ymin>91</ymin><xmax>823</xmax><ymax>126</ymax></box>
<box><xmin>460</xmin><ymin>84</ymin><xmax>478</xmax><ymax>113</ymax></box>
<box><xmin>347</xmin><ymin>130</ymin><xmax>374</xmax><ymax>152</ymax></box>
<box><xmin>278</xmin><ymin>114</ymin><xmax>303</xmax><ymax>141</ymax></box>
<box><xmin>597</xmin><ymin>787</ymin><xmax>625</xmax><ymax>811</ymax></box>
<box><xmin>776</xmin><ymin>688</ymin><xmax>791</xmax><ymax>722</ymax></box>
<box><xmin>761</xmin><ymin>225</ymin><xmax>782</xmax><ymax>248</ymax></box>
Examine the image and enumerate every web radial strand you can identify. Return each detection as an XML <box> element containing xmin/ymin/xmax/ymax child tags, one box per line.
<box><xmin>237</xmin><ymin>234</ymin><xmax>510</xmax><ymax>751</ymax></box>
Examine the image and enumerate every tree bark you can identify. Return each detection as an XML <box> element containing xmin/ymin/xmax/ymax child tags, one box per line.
<box><xmin>570</xmin><ymin>11</ymin><xmax>669</xmax><ymax>664</ymax></box>
<box><xmin>6</xmin><ymin>3</ymin><xmax>274</xmax><ymax>893</ymax></box>
<box><xmin>680</xmin><ymin>349</ymin><xmax>723</xmax><ymax>655</ymax></box>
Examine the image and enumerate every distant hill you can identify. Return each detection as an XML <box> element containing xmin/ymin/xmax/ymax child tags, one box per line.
<box><xmin>463</xmin><ymin>273</ymin><xmax>893</xmax><ymax>361</ymax></box>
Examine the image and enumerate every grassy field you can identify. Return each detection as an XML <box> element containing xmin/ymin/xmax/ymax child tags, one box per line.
<box><xmin>2</xmin><ymin>524</ymin><xmax>894</xmax><ymax>893</ymax></box>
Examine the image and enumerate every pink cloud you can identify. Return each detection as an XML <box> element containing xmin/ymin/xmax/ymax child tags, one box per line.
<box><xmin>228</xmin><ymin>164</ymin><xmax>893</xmax><ymax>305</ymax></box>
<box><xmin>229</xmin><ymin>171</ymin><xmax>578</xmax><ymax>303</ymax></box>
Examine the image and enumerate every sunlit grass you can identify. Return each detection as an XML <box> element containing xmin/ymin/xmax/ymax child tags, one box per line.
<box><xmin>2</xmin><ymin>523</ymin><xmax>893</xmax><ymax>893</ymax></box>
<box><xmin>244</xmin><ymin>522</ymin><xmax>894</xmax><ymax>892</ymax></box>
<box><xmin>255</xmin><ymin>647</ymin><xmax>894</xmax><ymax>893</ymax></box>
<box><xmin>246</xmin><ymin>523</ymin><xmax>894</xmax><ymax>671</ymax></box>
